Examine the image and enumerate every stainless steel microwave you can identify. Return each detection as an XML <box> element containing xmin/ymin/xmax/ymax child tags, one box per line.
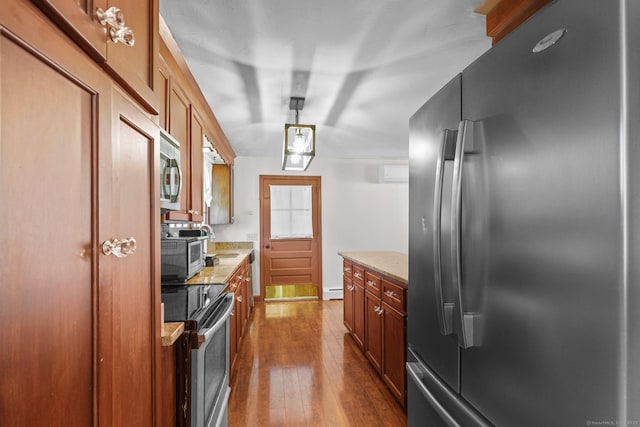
<box><xmin>161</xmin><ymin>237</ymin><xmax>205</xmax><ymax>282</ymax></box>
<box><xmin>160</xmin><ymin>129</ymin><xmax>182</xmax><ymax>211</ymax></box>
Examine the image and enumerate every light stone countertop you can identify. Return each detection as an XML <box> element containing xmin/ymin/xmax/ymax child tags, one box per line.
<box><xmin>185</xmin><ymin>247</ymin><xmax>253</xmax><ymax>285</ymax></box>
<box><xmin>338</xmin><ymin>251</ymin><xmax>408</xmax><ymax>285</ymax></box>
<box><xmin>161</xmin><ymin>322</ymin><xmax>184</xmax><ymax>347</ymax></box>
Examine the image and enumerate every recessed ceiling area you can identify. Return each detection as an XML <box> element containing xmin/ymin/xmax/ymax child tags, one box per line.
<box><xmin>159</xmin><ymin>0</ymin><xmax>491</xmax><ymax>159</ymax></box>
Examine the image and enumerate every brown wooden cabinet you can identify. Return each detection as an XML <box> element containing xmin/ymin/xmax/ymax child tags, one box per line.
<box><xmin>209</xmin><ymin>163</ymin><xmax>234</xmax><ymax>224</ymax></box>
<box><xmin>352</xmin><ymin>280</ymin><xmax>366</xmax><ymax>351</ymax></box>
<box><xmin>31</xmin><ymin>0</ymin><xmax>159</xmax><ymax>113</ymax></box>
<box><xmin>189</xmin><ymin>107</ymin><xmax>205</xmax><ymax>223</ymax></box>
<box><xmin>364</xmin><ymin>274</ymin><xmax>406</xmax><ymax>406</ymax></box>
<box><xmin>228</xmin><ymin>256</ymin><xmax>252</xmax><ymax>376</ymax></box>
<box><xmin>343</xmin><ymin>280</ymin><xmax>354</xmax><ymax>333</ymax></box>
<box><xmin>164</xmin><ymin>81</ymin><xmax>191</xmax><ymax>222</ymax></box>
<box><xmin>0</xmin><ymin>2</ymin><xmax>160</xmax><ymax>424</ymax></box>
<box><xmin>342</xmin><ymin>257</ymin><xmax>407</xmax><ymax>408</ymax></box>
<box><xmin>382</xmin><ymin>301</ymin><xmax>406</xmax><ymax>404</ymax></box>
<box><xmin>365</xmin><ymin>290</ymin><xmax>383</xmax><ymax>373</ymax></box>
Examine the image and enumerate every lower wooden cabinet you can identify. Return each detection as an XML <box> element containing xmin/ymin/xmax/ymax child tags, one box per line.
<box><xmin>229</xmin><ymin>257</ymin><xmax>252</xmax><ymax>376</ymax></box>
<box><xmin>382</xmin><ymin>301</ymin><xmax>406</xmax><ymax>404</ymax></box>
<box><xmin>343</xmin><ymin>276</ymin><xmax>354</xmax><ymax>333</ymax></box>
<box><xmin>342</xmin><ymin>257</ymin><xmax>407</xmax><ymax>408</ymax></box>
<box><xmin>352</xmin><ymin>280</ymin><xmax>366</xmax><ymax>351</ymax></box>
<box><xmin>365</xmin><ymin>291</ymin><xmax>383</xmax><ymax>373</ymax></box>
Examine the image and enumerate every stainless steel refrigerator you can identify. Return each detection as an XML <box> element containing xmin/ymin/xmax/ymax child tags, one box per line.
<box><xmin>407</xmin><ymin>1</ymin><xmax>640</xmax><ymax>425</ymax></box>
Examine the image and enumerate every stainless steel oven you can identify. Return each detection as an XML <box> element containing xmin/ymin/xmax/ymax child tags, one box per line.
<box><xmin>191</xmin><ymin>293</ymin><xmax>234</xmax><ymax>427</ymax></box>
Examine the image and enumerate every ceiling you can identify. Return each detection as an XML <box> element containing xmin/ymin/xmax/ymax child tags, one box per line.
<box><xmin>159</xmin><ymin>0</ymin><xmax>491</xmax><ymax>160</ymax></box>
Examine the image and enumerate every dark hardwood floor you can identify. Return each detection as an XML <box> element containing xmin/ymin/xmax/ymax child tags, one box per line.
<box><xmin>229</xmin><ymin>300</ymin><xmax>407</xmax><ymax>426</ymax></box>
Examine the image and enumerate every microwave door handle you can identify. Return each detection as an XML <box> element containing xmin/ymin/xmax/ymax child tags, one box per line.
<box><xmin>163</xmin><ymin>158</ymin><xmax>182</xmax><ymax>203</ymax></box>
<box><xmin>433</xmin><ymin>129</ymin><xmax>456</xmax><ymax>336</ymax></box>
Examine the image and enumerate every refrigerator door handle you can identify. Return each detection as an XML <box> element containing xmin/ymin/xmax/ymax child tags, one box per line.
<box><xmin>451</xmin><ymin>119</ymin><xmax>477</xmax><ymax>348</ymax></box>
<box><xmin>407</xmin><ymin>348</ymin><xmax>492</xmax><ymax>427</ymax></box>
<box><xmin>407</xmin><ymin>361</ymin><xmax>461</xmax><ymax>427</ymax></box>
<box><xmin>433</xmin><ymin>128</ymin><xmax>456</xmax><ymax>335</ymax></box>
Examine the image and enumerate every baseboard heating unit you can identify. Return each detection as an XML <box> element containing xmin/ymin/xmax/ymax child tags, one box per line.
<box><xmin>323</xmin><ymin>287</ymin><xmax>344</xmax><ymax>300</ymax></box>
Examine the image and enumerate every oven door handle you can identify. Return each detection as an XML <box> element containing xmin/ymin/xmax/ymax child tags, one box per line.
<box><xmin>200</xmin><ymin>294</ymin><xmax>234</xmax><ymax>343</ymax></box>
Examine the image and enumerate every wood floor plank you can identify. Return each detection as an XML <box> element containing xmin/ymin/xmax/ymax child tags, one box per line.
<box><xmin>229</xmin><ymin>300</ymin><xmax>406</xmax><ymax>427</ymax></box>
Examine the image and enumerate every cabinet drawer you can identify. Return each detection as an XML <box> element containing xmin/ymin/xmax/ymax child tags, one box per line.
<box><xmin>343</xmin><ymin>260</ymin><xmax>353</xmax><ymax>278</ymax></box>
<box><xmin>381</xmin><ymin>279</ymin><xmax>405</xmax><ymax>313</ymax></box>
<box><xmin>352</xmin><ymin>265</ymin><xmax>365</xmax><ymax>285</ymax></box>
<box><xmin>364</xmin><ymin>271</ymin><xmax>381</xmax><ymax>298</ymax></box>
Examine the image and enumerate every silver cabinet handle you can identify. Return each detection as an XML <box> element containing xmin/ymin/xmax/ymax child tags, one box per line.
<box><xmin>344</xmin><ymin>267</ymin><xmax>351</xmax><ymax>272</ymax></box>
<box><xmin>95</xmin><ymin>7</ymin><xmax>135</xmax><ymax>46</ymax></box>
<box><xmin>347</xmin><ymin>285</ymin><xmax>354</xmax><ymax>292</ymax></box>
<box><xmin>384</xmin><ymin>290</ymin><xmax>397</xmax><ymax>298</ymax></box>
<box><xmin>366</xmin><ymin>280</ymin><xmax>376</xmax><ymax>288</ymax></box>
<box><xmin>102</xmin><ymin>237</ymin><xmax>137</xmax><ymax>258</ymax></box>
<box><xmin>433</xmin><ymin>128</ymin><xmax>456</xmax><ymax>337</ymax></box>
<box><xmin>237</xmin><ymin>296</ymin><xmax>243</xmax><ymax>303</ymax></box>
<box><xmin>374</xmin><ymin>306</ymin><xmax>383</xmax><ymax>316</ymax></box>
<box><xmin>451</xmin><ymin>119</ymin><xmax>477</xmax><ymax>349</ymax></box>
<box><xmin>354</xmin><ymin>272</ymin><xmax>362</xmax><ymax>279</ymax></box>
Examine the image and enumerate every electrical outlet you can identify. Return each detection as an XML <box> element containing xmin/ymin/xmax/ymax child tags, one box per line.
<box><xmin>247</xmin><ymin>232</ymin><xmax>258</xmax><ymax>240</ymax></box>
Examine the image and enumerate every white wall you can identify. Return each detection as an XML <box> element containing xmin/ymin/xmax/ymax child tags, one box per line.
<box><xmin>213</xmin><ymin>156</ymin><xmax>408</xmax><ymax>299</ymax></box>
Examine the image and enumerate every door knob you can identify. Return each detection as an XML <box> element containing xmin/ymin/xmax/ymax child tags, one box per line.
<box><xmin>101</xmin><ymin>237</ymin><xmax>137</xmax><ymax>258</ymax></box>
<box><xmin>95</xmin><ymin>7</ymin><xmax>135</xmax><ymax>46</ymax></box>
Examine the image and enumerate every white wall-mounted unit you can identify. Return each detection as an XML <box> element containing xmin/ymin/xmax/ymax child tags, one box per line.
<box><xmin>378</xmin><ymin>164</ymin><xmax>408</xmax><ymax>183</ymax></box>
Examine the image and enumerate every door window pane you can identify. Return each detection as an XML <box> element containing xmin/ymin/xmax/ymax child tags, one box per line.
<box><xmin>270</xmin><ymin>185</ymin><xmax>313</xmax><ymax>239</ymax></box>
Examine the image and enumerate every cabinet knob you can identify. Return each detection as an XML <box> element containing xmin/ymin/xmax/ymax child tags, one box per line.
<box><xmin>96</xmin><ymin>7</ymin><xmax>135</xmax><ymax>47</ymax></box>
<box><xmin>101</xmin><ymin>237</ymin><xmax>137</xmax><ymax>258</ymax></box>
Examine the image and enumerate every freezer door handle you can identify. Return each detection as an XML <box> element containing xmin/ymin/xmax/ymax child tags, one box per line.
<box><xmin>407</xmin><ymin>348</ymin><xmax>492</xmax><ymax>427</ymax></box>
<box><xmin>433</xmin><ymin>129</ymin><xmax>457</xmax><ymax>335</ymax></box>
<box><xmin>451</xmin><ymin>119</ymin><xmax>477</xmax><ymax>348</ymax></box>
<box><xmin>407</xmin><ymin>361</ymin><xmax>461</xmax><ymax>427</ymax></box>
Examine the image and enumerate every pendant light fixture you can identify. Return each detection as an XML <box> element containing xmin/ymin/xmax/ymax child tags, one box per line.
<box><xmin>282</xmin><ymin>97</ymin><xmax>315</xmax><ymax>171</ymax></box>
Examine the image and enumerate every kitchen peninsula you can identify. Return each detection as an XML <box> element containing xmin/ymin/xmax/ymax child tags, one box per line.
<box><xmin>339</xmin><ymin>251</ymin><xmax>408</xmax><ymax>408</ymax></box>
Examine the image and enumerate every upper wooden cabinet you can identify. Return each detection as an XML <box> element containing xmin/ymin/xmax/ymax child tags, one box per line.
<box><xmin>158</xmin><ymin>16</ymin><xmax>236</xmax><ymax>224</ymax></box>
<box><xmin>157</xmin><ymin>56</ymin><xmax>171</xmax><ymax>131</ymax></box>
<box><xmin>163</xmin><ymin>81</ymin><xmax>191</xmax><ymax>222</ymax></box>
<box><xmin>475</xmin><ymin>0</ymin><xmax>552</xmax><ymax>44</ymax></box>
<box><xmin>189</xmin><ymin>107</ymin><xmax>205</xmax><ymax>223</ymax></box>
<box><xmin>209</xmin><ymin>164</ymin><xmax>234</xmax><ymax>224</ymax></box>
<box><xmin>31</xmin><ymin>0</ymin><xmax>159</xmax><ymax>113</ymax></box>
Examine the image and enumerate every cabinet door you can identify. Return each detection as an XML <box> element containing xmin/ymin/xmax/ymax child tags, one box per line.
<box><xmin>352</xmin><ymin>282</ymin><xmax>365</xmax><ymax>351</ymax></box>
<box><xmin>343</xmin><ymin>276</ymin><xmax>354</xmax><ymax>333</ymax></box>
<box><xmin>382</xmin><ymin>302</ymin><xmax>406</xmax><ymax>406</ymax></box>
<box><xmin>365</xmin><ymin>291</ymin><xmax>383</xmax><ymax>373</ymax></box>
<box><xmin>106</xmin><ymin>88</ymin><xmax>160</xmax><ymax>426</ymax></box>
<box><xmin>230</xmin><ymin>296</ymin><xmax>238</xmax><ymax>373</ymax></box>
<box><xmin>157</xmin><ymin>56</ymin><xmax>170</xmax><ymax>131</ymax></box>
<box><xmin>0</xmin><ymin>15</ymin><xmax>108</xmax><ymax>424</ymax></box>
<box><xmin>189</xmin><ymin>107</ymin><xmax>204</xmax><ymax>222</ymax></box>
<box><xmin>31</xmin><ymin>0</ymin><xmax>158</xmax><ymax>113</ymax></box>
<box><xmin>209</xmin><ymin>163</ymin><xmax>233</xmax><ymax>224</ymax></box>
<box><xmin>164</xmin><ymin>82</ymin><xmax>190</xmax><ymax>221</ymax></box>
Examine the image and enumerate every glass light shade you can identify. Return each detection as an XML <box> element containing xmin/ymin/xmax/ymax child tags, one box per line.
<box><xmin>282</xmin><ymin>123</ymin><xmax>315</xmax><ymax>171</ymax></box>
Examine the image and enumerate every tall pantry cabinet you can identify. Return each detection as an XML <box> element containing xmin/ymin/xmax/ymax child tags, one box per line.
<box><xmin>0</xmin><ymin>1</ymin><xmax>161</xmax><ymax>425</ymax></box>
